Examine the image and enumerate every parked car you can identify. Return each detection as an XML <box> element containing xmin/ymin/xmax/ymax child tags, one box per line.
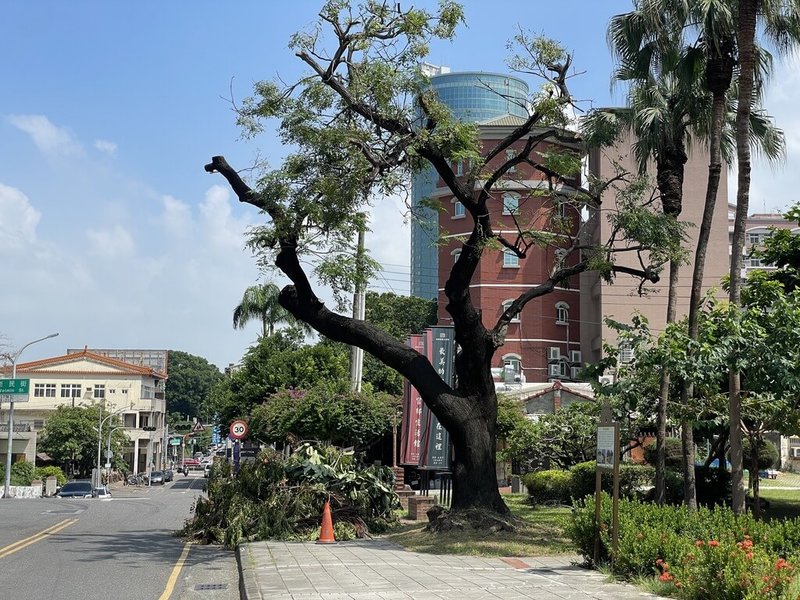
<box><xmin>92</xmin><ymin>486</ymin><xmax>112</xmax><ymax>500</ymax></box>
<box><xmin>56</xmin><ymin>480</ymin><xmax>94</xmax><ymax>498</ymax></box>
<box><xmin>163</xmin><ymin>469</ymin><xmax>174</xmax><ymax>482</ymax></box>
<box><xmin>148</xmin><ymin>471</ymin><xmax>165</xmax><ymax>485</ymax></box>
<box><xmin>203</xmin><ymin>463</ymin><xmax>211</xmax><ymax>478</ymax></box>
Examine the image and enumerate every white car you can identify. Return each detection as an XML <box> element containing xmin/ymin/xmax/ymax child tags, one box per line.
<box><xmin>92</xmin><ymin>486</ymin><xmax>112</xmax><ymax>500</ymax></box>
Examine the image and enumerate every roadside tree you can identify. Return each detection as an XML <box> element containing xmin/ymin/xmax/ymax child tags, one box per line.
<box><xmin>206</xmin><ymin>1</ymin><xmax>682</xmax><ymax>520</ymax></box>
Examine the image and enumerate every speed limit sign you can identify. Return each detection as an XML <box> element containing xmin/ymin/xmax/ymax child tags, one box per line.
<box><xmin>229</xmin><ymin>419</ymin><xmax>249</xmax><ymax>440</ymax></box>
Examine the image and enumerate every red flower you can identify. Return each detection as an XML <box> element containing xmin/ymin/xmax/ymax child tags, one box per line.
<box><xmin>659</xmin><ymin>572</ymin><xmax>673</xmax><ymax>582</ymax></box>
<box><xmin>708</xmin><ymin>540</ymin><xmax>720</xmax><ymax>547</ymax></box>
<box><xmin>695</xmin><ymin>540</ymin><xmax>705</xmax><ymax>547</ymax></box>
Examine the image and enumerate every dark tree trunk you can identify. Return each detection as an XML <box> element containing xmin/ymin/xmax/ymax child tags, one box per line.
<box><xmin>729</xmin><ymin>0</ymin><xmax>760</xmax><ymax>516</ymax></box>
<box><xmin>681</xmin><ymin>29</ymin><xmax>736</xmax><ymax>511</ymax></box>
<box><xmin>655</xmin><ymin>255</ymin><xmax>679</xmax><ymax>505</ymax></box>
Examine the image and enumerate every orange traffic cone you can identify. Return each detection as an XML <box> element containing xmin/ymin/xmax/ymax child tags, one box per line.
<box><xmin>317</xmin><ymin>500</ymin><xmax>336</xmax><ymax>544</ymax></box>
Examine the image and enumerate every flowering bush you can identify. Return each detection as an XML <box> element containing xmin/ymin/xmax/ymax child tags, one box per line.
<box><xmin>567</xmin><ymin>494</ymin><xmax>800</xmax><ymax>598</ymax></box>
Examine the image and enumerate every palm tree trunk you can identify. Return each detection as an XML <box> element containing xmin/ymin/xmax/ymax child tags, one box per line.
<box><xmin>655</xmin><ymin>258</ymin><xmax>679</xmax><ymax>504</ymax></box>
<box><xmin>728</xmin><ymin>0</ymin><xmax>760</xmax><ymax>516</ymax></box>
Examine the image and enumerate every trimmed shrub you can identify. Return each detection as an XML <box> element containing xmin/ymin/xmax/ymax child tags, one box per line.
<box><xmin>34</xmin><ymin>466</ymin><xmax>66</xmax><ymax>486</ymax></box>
<box><xmin>569</xmin><ymin>461</ymin><xmax>657</xmax><ymax>501</ymax></box>
<box><xmin>642</xmin><ymin>437</ymin><xmax>683</xmax><ymax>468</ymax></box>
<box><xmin>743</xmin><ymin>438</ymin><xmax>779</xmax><ymax>470</ymax></box>
<box><xmin>0</xmin><ymin>461</ymin><xmax>35</xmax><ymax>486</ymax></box>
<box><xmin>523</xmin><ymin>470</ymin><xmax>572</xmax><ymax>505</ymax></box>
<box><xmin>567</xmin><ymin>494</ymin><xmax>800</xmax><ymax>598</ymax></box>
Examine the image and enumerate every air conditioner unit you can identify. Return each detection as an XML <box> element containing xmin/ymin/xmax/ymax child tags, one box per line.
<box><xmin>549</xmin><ymin>364</ymin><xmax>563</xmax><ymax>377</ymax></box>
<box><xmin>547</xmin><ymin>347</ymin><xmax>561</xmax><ymax>361</ymax></box>
<box><xmin>570</xmin><ymin>350</ymin><xmax>582</xmax><ymax>364</ymax></box>
<box><xmin>793</xmin><ymin>447</ymin><xmax>800</xmax><ymax>458</ymax></box>
<box><xmin>599</xmin><ymin>375</ymin><xmax>615</xmax><ymax>386</ymax></box>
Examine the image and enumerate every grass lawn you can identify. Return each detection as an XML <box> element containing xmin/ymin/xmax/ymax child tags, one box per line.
<box><xmin>383</xmin><ymin>494</ymin><xmax>575</xmax><ymax>557</ymax></box>
<box><xmin>759</xmin><ymin>486</ymin><xmax>800</xmax><ymax>520</ymax></box>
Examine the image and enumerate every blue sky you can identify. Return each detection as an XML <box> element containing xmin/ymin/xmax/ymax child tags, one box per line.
<box><xmin>2</xmin><ymin>1</ymin><xmax>798</xmax><ymax>369</ymax></box>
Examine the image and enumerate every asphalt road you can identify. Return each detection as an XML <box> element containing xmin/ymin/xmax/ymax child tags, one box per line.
<box><xmin>0</xmin><ymin>474</ymin><xmax>239</xmax><ymax>600</ymax></box>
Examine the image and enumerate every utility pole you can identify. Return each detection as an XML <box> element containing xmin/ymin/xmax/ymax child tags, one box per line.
<box><xmin>349</xmin><ymin>225</ymin><xmax>366</xmax><ymax>392</ymax></box>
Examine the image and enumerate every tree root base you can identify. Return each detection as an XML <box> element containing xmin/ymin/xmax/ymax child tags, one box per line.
<box><xmin>425</xmin><ymin>505</ymin><xmax>522</xmax><ymax>533</ymax></box>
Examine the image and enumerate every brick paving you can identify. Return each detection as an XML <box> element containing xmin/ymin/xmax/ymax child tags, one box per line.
<box><xmin>238</xmin><ymin>540</ymin><xmax>666</xmax><ymax>599</ymax></box>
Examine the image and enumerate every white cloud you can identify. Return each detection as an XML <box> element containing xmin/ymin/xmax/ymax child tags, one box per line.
<box><xmin>161</xmin><ymin>194</ymin><xmax>193</xmax><ymax>238</ymax></box>
<box><xmin>7</xmin><ymin>114</ymin><xmax>84</xmax><ymax>157</ymax></box>
<box><xmin>86</xmin><ymin>224</ymin><xmax>135</xmax><ymax>258</ymax></box>
<box><xmin>0</xmin><ymin>183</ymin><xmax>41</xmax><ymax>249</ymax></box>
<box><xmin>200</xmin><ymin>185</ymin><xmax>253</xmax><ymax>251</ymax></box>
<box><xmin>94</xmin><ymin>139</ymin><xmax>118</xmax><ymax>156</ymax></box>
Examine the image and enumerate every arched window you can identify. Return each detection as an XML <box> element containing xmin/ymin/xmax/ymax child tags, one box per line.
<box><xmin>502</xmin><ymin>193</ymin><xmax>519</xmax><ymax>215</ymax></box>
<box><xmin>502</xmin><ymin>299</ymin><xmax>520</xmax><ymax>323</ymax></box>
<box><xmin>451</xmin><ymin>248</ymin><xmax>461</xmax><ymax>264</ymax></box>
<box><xmin>503</xmin><ymin>249</ymin><xmax>519</xmax><ymax>268</ymax></box>
<box><xmin>452</xmin><ymin>198</ymin><xmax>465</xmax><ymax>218</ymax></box>
<box><xmin>502</xmin><ymin>353</ymin><xmax>522</xmax><ymax>375</ymax></box>
<box><xmin>555</xmin><ymin>302</ymin><xmax>569</xmax><ymax>325</ymax></box>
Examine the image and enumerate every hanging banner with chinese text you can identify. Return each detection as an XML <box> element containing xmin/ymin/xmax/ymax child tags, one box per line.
<box><xmin>418</xmin><ymin>326</ymin><xmax>453</xmax><ymax>470</ymax></box>
<box><xmin>399</xmin><ymin>334</ymin><xmax>426</xmax><ymax>465</ymax></box>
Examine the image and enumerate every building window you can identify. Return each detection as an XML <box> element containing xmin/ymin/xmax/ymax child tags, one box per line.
<box><xmin>121</xmin><ymin>388</ymin><xmax>128</xmax><ymax>395</ymax></box>
<box><xmin>453</xmin><ymin>199</ymin><xmax>465</xmax><ymax>218</ymax></box>
<box><xmin>502</xmin><ymin>194</ymin><xmax>519</xmax><ymax>215</ymax></box>
<box><xmin>503</xmin><ymin>250</ymin><xmax>519</xmax><ymax>268</ymax></box>
<box><xmin>505</xmin><ymin>149</ymin><xmax>517</xmax><ymax>172</ymax></box>
<box><xmin>556</xmin><ymin>302</ymin><xmax>569</xmax><ymax>324</ymax></box>
<box><xmin>124</xmin><ymin>414</ymin><xmax>137</xmax><ymax>428</ymax></box>
<box><xmin>556</xmin><ymin>197</ymin><xmax>567</xmax><ymax>218</ymax></box>
<box><xmin>547</xmin><ymin>347</ymin><xmax>561</xmax><ymax>361</ymax></box>
<box><xmin>34</xmin><ymin>383</ymin><xmax>56</xmax><ymax>398</ymax></box>
<box><xmin>93</xmin><ymin>384</ymin><xmax>105</xmax><ymax>399</ymax></box>
<box><xmin>570</xmin><ymin>350</ymin><xmax>582</xmax><ymax>364</ymax></box>
<box><xmin>503</xmin><ymin>355</ymin><xmax>521</xmax><ymax>373</ymax></box>
<box><xmin>452</xmin><ymin>249</ymin><xmax>462</xmax><ymax>264</ymax></box>
<box><xmin>570</xmin><ymin>366</ymin><xmax>581</xmax><ymax>380</ymax></box>
<box><xmin>140</xmin><ymin>414</ymin><xmax>150</xmax><ymax>428</ymax></box>
<box><xmin>455</xmin><ymin>160</ymin><xmax>463</xmax><ymax>176</ymax></box>
<box><xmin>60</xmin><ymin>384</ymin><xmax>82</xmax><ymax>399</ymax></box>
<box><xmin>619</xmin><ymin>342</ymin><xmax>634</xmax><ymax>364</ymax></box>
<box><xmin>502</xmin><ymin>300</ymin><xmax>520</xmax><ymax>323</ymax></box>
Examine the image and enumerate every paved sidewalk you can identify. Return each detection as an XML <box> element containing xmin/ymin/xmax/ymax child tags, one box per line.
<box><xmin>237</xmin><ymin>539</ymin><xmax>664</xmax><ymax>599</ymax></box>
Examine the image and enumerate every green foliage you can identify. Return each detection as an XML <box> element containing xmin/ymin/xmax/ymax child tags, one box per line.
<box><xmin>208</xmin><ymin>333</ymin><xmax>350</xmax><ymax>425</ymax></box>
<box><xmin>250</xmin><ymin>383</ymin><xmax>399</xmax><ymax>449</ymax></box>
<box><xmin>643</xmin><ymin>438</ymin><xmax>684</xmax><ymax>469</ymax></box>
<box><xmin>39</xmin><ymin>405</ymin><xmax>129</xmax><ymax>476</ymax></box>
<box><xmin>743</xmin><ymin>438</ymin><xmax>779</xmax><ymax>470</ymax></box>
<box><xmin>568</xmin><ymin>495</ymin><xmax>800</xmax><ymax>598</ymax></box>
<box><xmin>33</xmin><ymin>466</ymin><xmax>66</xmax><ymax>486</ymax></box>
<box><xmin>166</xmin><ymin>350</ymin><xmax>223</xmax><ymax>421</ymax></box>
<box><xmin>522</xmin><ymin>470</ymin><xmax>572</xmax><ymax>505</ymax></box>
<box><xmin>0</xmin><ymin>461</ymin><xmax>35</xmax><ymax>486</ymax></box>
<box><xmin>569</xmin><ymin>461</ymin><xmax>659</xmax><ymax>502</ymax></box>
<box><xmin>501</xmin><ymin>403</ymin><xmax>597</xmax><ymax>470</ymax></box>
<box><xmin>181</xmin><ymin>443</ymin><xmax>399</xmax><ymax>548</ymax></box>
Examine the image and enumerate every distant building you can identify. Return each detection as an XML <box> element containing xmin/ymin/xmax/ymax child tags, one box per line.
<box><xmin>581</xmin><ymin>129</ymin><xmax>731</xmax><ymax>367</ymax></box>
<box><xmin>728</xmin><ymin>204</ymin><xmax>799</xmax><ymax>279</ymax></box>
<box><xmin>410</xmin><ymin>68</ymin><xmax>530</xmax><ymax>300</ymax></box>
<box><xmin>1</xmin><ymin>348</ymin><xmax>167</xmax><ymax>475</ymax></box>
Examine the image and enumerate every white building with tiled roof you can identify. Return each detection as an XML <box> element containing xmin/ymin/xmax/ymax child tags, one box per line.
<box><xmin>1</xmin><ymin>348</ymin><xmax>167</xmax><ymax>474</ymax></box>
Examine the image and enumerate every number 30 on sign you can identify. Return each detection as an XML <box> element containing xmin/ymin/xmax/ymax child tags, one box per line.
<box><xmin>229</xmin><ymin>419</ymin><xmax>248</xmax><ymax>440</ymax></box>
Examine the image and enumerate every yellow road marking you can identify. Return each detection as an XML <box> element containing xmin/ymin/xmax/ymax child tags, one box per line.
<box><xmin>158</xmin><ymin>542</ymin><xmax>192</xmax><ymax>600</ymax></box>
<box><xmin>0</xmin><ymin>518</ymin><xmax>78</xmax><ymax>558</ymax></box>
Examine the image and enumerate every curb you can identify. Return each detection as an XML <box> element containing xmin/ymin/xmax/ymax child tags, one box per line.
<box><xmin>236</xmin><ymin>543</ymin><xmax>262</xmax><ymax>600</ymax></box>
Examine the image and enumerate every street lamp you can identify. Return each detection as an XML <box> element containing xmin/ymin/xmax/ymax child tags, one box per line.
<box><xmin>3</xmin><ymin>333</ymin><xmax>59</xmax><ymax>499</ymax></box>
<box><xmin>105</xmin><ymin>425</ymin><xmax>123</xmax><ymax>481</ymax></box>
<box><xmin>95</xmin><ymin>401</ymin><xmax>129</xmax><ymax>488</ymax></box>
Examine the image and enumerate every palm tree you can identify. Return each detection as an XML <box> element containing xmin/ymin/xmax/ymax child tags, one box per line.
<box><xmin>233</xmin><ymin>282</ymin><xmax>310</xmax><ymax>338</ymax></box>
<box><xmin>597</xmin><ymin>0</ymin><xmax>788</xmax><ymax>509</ymax></box>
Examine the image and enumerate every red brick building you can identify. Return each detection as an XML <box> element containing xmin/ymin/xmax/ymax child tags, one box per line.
<box><xmin>434</xmin><ymin>115</ymin><xmax>583</xmax><ymax>384</ymax></box>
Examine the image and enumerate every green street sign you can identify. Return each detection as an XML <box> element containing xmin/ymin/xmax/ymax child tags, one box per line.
<box><xmin>0</xmin><ymin>379</ymin><xmax>30</xmax><ymax>395</ymax></box>
<box><xmin>170</xmin><ymin>437</ymin><xmax>182</xmax><ymax>446</ymax></box>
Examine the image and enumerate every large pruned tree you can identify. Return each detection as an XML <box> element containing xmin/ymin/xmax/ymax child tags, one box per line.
<box><xmin>206</xmin><ymin>1</ymin><xmax>680</xmax><ymax>520</ymax></box>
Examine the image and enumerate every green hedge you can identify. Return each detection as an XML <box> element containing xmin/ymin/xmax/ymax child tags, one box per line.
<box><xmin>0</xmin><ymin>461</ymin><xmax>35</xmax><ymax>486</ymax></box>
<box><xmin>522</xmin><ymin>470</ymin><xmax>572</xmax><ymax>505</ymax></box>
<box><xmin>567</xmin><ymin>494</ymin><xmax>800</xmax><ymax>599</ymax></box>
<box><xmin>525</xmin><ymin>461</ymin><xmax>730</xmax><ymax>509</ymax></box>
